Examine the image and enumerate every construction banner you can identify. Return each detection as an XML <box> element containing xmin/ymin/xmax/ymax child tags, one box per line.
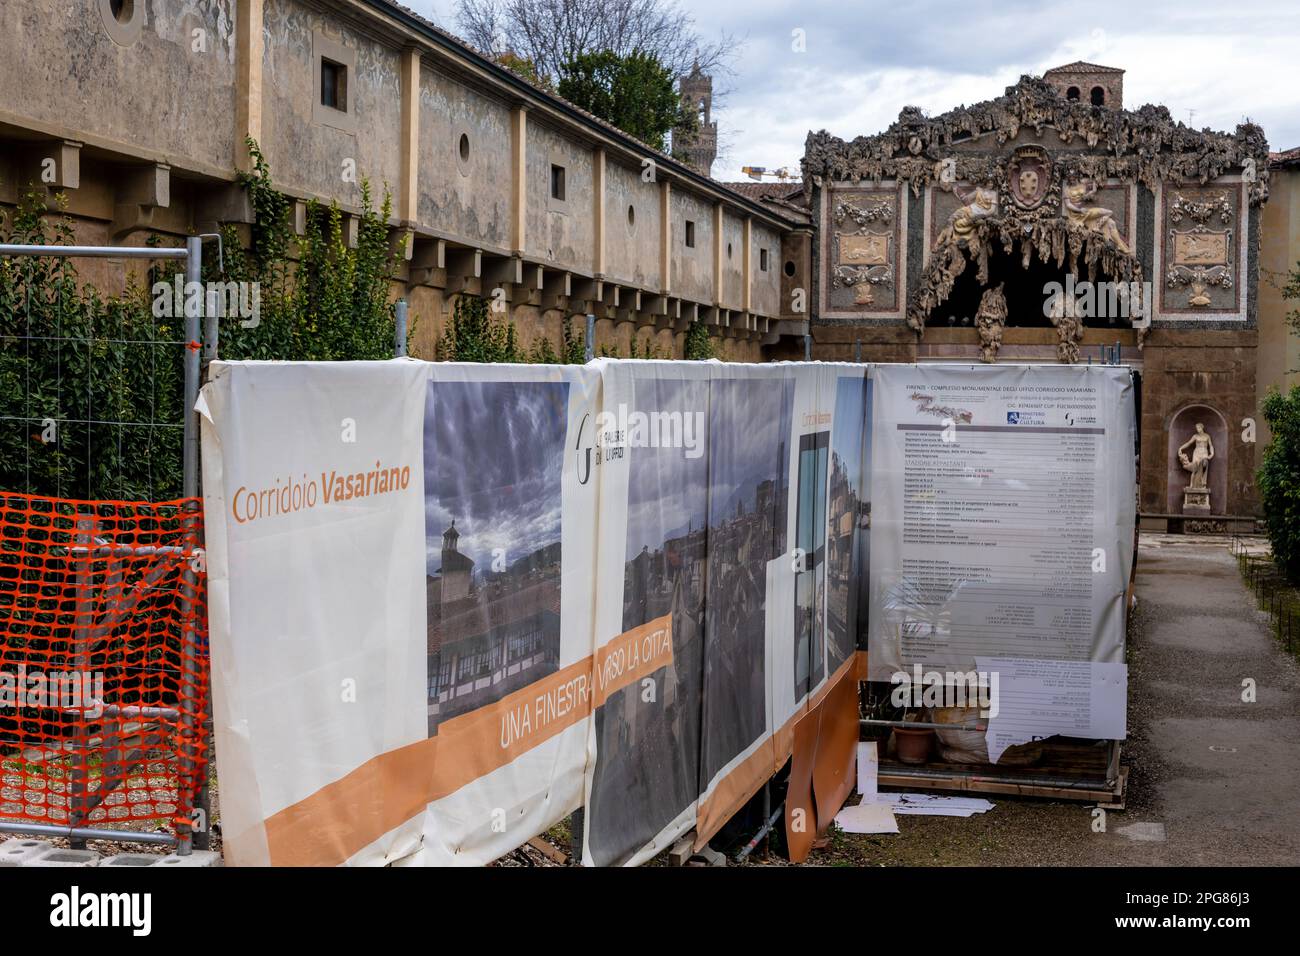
<box><xmin>198</xmin><ymin>359</ymin><xmax>1133</xmax><ymax>865</ymax></box>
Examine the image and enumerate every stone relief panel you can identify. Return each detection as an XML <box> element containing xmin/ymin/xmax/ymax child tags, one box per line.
<box><xmin>1157</xmin><ymin>182</ymin><xmax>1244</xmax><ymax>317</ymax></box>
<box><xmin>820</xmin><ymin>183</ymin><xmax>905</xmax><ymax>319</ymax></box>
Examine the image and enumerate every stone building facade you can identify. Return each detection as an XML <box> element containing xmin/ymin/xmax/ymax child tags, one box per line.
<box><xmin>1257</xmin><ymin>149</ymin><xmax>1300</xmax><ymax>441</ymax></box>
<box><xmin>0</xmin><ymin>0</ymin><xmax>806</xmax><ymax>361</ymax></box>
<box><xmin>797</xmin><ymin>69</ymin><xmax>1274</xmax><ymax>521</ymax></box>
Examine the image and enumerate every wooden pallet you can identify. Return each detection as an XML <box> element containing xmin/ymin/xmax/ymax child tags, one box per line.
<box><xmin>876</xmin><ymin>738</ymin><xmax>1127</xmax><ymax>805</ymax></box>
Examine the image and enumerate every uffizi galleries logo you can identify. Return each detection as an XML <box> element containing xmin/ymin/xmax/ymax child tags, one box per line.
<box><xmin>50</xmin><ymin>887</ymin><xmax>152</xmax><ymax>936</ymax></box>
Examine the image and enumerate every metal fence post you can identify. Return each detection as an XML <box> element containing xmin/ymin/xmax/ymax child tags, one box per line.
<box><xmin>177</xmin><ymin>236</ymin><xmax>205</xmax><ymax>855</ymax></box>
<box><xmin>585</xmin><ymin>313</ymin><xmax>595</xmax><ymax>362</ymax></box>
<box><xmin>182</xmin><ymin>237</ymin><xmax>202</xmax><ymax>499</ymax></box>
<box><xmin>804</xmin><ymin>333</ymin><xmax>812</xmax><ymax>361</ymax></box>
<box><xmin>395</xmin><ymin>299</ymin><xmax>409</xmax><ymax>357</ymax></box>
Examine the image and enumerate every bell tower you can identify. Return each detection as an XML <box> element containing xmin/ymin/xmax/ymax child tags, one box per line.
<box><xmin>674</xmin><ymin>61</ymin><xmax>717</xmax><ymax>177</ymax></box>
<box><xmin>1043</xmin><ymin>61</ymin><xmax>1124</xmax><ymax>109</ymax></box>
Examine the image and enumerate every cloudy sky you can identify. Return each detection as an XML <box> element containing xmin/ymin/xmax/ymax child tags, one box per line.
<box><xmin>407</xmin><ymin>0</ymin><xmax>1300</xmax><ymax>182</ymax></box>
<box><xmin>423</xmin><ymin>379</ymin><xmax>566</xmax><ymax>576</ymax></box>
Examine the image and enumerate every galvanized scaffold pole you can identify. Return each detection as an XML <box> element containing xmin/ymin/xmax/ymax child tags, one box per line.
<box><xmin>395</xmin><ymin>299</ymin><xmax>409</xmax><ymax>357</ymax></box>
<box><xmin>177</xmin><ymin>235</ymin><xmax>205</xmax><ymax>855</ymax></box>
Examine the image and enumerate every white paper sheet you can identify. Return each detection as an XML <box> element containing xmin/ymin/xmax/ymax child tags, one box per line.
<box><xmin>977</xmin><ymin>657</ymin><xmax>1127</xmax><ymax>764</ymax></box>
<box><xmin>856</xmin><ymin>741</ymin><xmax>879</xmax><ymax>802</ymax></box>
<box><xmin>834</xmin><ymin>800</ymin><xmax>899</xmax><ymax>834</ymax></box>
<box><xmin>875</xmin><ymin>792</ymin><xmax>994</xmax><ymax>816</ymax></box>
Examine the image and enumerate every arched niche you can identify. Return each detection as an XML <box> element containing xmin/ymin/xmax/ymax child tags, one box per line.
<box><xmin>1166</xmin><ymin>404</ymin><xmax>1228</xmax><ymax>514</ymax></box>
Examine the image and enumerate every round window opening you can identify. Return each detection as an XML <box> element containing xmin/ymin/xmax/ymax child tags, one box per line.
<box><xmin>784</xmin><ymin>260</ymin><xmax>796</xmax><ymax>277</ymax></box>
<box><xmin>100</xmin><ymin>0</ymin><xmax>141</xmax><ymax>44</ymax></box>
<box><xmin>458</xmin><ymin>133</ymin><xmax>470</xmax><ymax>163</ymax></box>
<box><xmin>627</xmin><ymin>204</ymin><xmax>636</xmax><ymax>228</ymax></box>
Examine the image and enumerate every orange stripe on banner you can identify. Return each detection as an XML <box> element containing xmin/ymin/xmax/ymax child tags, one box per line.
<box><xmin>263</xmin><ymin>613</ymin><xmax>674</xmax><ymax>866</ymax></box>
<box><xmin>265</xmin><ymin>656</ymin><xmax>594</xmax><ymax>866</ymax></box>
<box><xmin>594</xmin><ymin>614</ymin><xmax>674</xmax><ymax>706</ymax></box>
<box><xmin>695</xmin><ymin>652</ymin><xmax>860</xmax><ymax>851</ymax></box>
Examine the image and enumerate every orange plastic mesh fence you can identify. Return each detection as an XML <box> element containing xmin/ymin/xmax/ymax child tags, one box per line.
<box><xmin>0</xmin><ymin>491</ymin><xmax>208</xmax><ymax>835</ymax></box>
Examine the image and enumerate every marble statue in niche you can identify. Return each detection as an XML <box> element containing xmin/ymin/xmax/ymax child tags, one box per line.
<box><xmin>1178</xmin><ymin>422</ymin><xmax>1215</xmax><ymax>513</ymax></box>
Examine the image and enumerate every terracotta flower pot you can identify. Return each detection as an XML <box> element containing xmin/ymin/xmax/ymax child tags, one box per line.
<box><xmin>893</xmin><ymin>726</ymin><xmax>934</xmax><ymax>765</ymax></box>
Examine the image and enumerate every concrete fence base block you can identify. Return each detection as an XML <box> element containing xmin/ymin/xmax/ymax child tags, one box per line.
<box><xmin>153</xmin><ymin>850</ymin><xmax>223</xmax><ymax>867</ymax></box>
<box><xmin>0</xmin><ymin>840</ymin><xmax>100</xmax><ymax>867</ymax></box>
<box><xmin>0</xmin><ymin>838</ymin><xmax>57</xmax><ymax>866</ymax></box>
<box><xmin>101</xmin><ymin>853</ymin><xmax>167</xmax><ymax>867</ymax></box>
<box><xmin>1</xmin><ymin>837</ymin><xmax>223</xmax><ymax>867</ymax></box>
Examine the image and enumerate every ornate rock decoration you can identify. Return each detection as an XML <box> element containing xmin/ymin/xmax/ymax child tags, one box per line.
<box><xmin>975</xmin><ymin>283</ymin><xmax>1007</xmax><ymax>363</ymax></box>
<box><xmin>803</xmin><ymin>75</ymin><xmax>1271</xmax><ymax>345</ymax></box>
<box><xmin>1048</xmin><ymin>289</ymin><xmax>1086</xmax><ymax>364</ymax></box>
<box><xmin>803</xmin><ymin>77</ymin><xmax>1269</xmax><ymax>205</ymax></box>
<box><xmin>1165</xmin><ymin>189</ymin><xmax>1235</xmax><ymax>307</ymax></box>
<box><xmin>831</xmin><ymin>197</ymin><xmax>895</xmax><ymax>303</ymax></box>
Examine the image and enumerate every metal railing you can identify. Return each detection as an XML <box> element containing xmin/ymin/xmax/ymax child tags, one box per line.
<box><xmin>0</xmin><ymin>239</ymin><xmax>210</xmax><ymax>855</ymax></box>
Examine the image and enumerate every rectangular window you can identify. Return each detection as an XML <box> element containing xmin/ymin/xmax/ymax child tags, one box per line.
<box><xmin>550</xmin><ymin>164</ymin><xmax>566</xmax><ymax>201</ymax></box>
<box><xmin>321</xmin><ymin>58</ymin><xmax>346</xmax><ymax>112</ymax></box>
<box><xmin>685</xmin><ymin>220</ymin><xmax>696</xmax><ymax>248</ymax></box>
<box><xmin>760</xmin><ymin>248</ymin><xmax>769</xmax><ymax>272</ymax></box>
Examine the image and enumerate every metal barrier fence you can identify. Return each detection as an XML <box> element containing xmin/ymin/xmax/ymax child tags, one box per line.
<box><xmin>1231</xmin><ymin>536</ymin><xmax>1300</xmax><ymax>659</ymax></box>
<box><xmin>0</xmin><ymin>491</ymin><xmax>208</xmax><ymax>847</ymax></box>
<box><xmin>0</xmin><ymin>240</ymin><xmax>210</xmax><ymax>855</ymax></box>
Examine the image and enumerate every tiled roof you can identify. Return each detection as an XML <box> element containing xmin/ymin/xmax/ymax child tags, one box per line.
<box><xmin>1043</xmin><ymin>61</ymin><xmax>1125</xmax><ymax>75</ymax></box>
<box><xmin>1271</xmin><ymin>146</ymin><xmax>1300</xmax><ymax>167</ymax></box>
<box><xmin>364</xmin><ymin>0</ymin><xmax>796</xmax><ymax>223</ymax></box>
<box><xmin>721</xmin><ymin>182</ymin><xmax>804</xmax><ymax>201</ymax></box>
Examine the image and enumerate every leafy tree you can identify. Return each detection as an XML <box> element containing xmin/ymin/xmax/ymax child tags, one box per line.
<box><xmin>218</xmin><ymin>138</ymin><xmax>404</xmax><ymax>362</ymax></box>
<box><xmin>440</xmin><ymin>293</ymin><xmax>521</xmax><ymax>362</ymax></box>
<box><xmin>0</xmin><ymin>139</ymin><xmax>406</xmax><ymax>500</ymax></box>
<box><xmin>1259</xmin><ymin>386</ymin><xmax>1300</xmax><ymax>582</ymax></box>
<box><xmin>496</xmin><ymin>51</ymin><xmax>551</xmax><ymax>90</ymax></box>
<box><xmin>457</xmin><ymin>0</ymin><xmax>737</xmax><ymax>87</ymax></box>
<box><xmin>560</xmin><ymin>316</ymin><xmax>587</xmax><ymax>363</ymax></box>
<box><xmin>683</xmin><ymin>318</ymin><xmax>714</xmax><ymax>360</ymax></box>
<box><xmin>558</xmin><ymin>49</ymin><xmax>687</xmax><ymax>150</ymax></box>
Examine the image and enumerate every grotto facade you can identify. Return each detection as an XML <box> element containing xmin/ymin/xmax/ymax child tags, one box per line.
<box><xmin>795</xmin><ymin>63</ymin><xmax>1273</xmax><ymax>522</ymax></box>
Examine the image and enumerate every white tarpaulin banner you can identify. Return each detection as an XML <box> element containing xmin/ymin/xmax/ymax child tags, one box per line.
<box><xmin>866</xmin><ymin>364</ymin><xmax>1136</xmax><ymax>757</ymax></box>
<box><xmin>199</xmin><ymin>359</ymin><xmax>1133</xmax><ymax>864</ymax></box>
